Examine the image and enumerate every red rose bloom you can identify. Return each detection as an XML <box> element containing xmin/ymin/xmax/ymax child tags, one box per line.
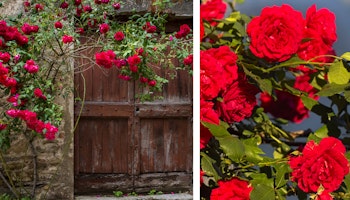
<box><xmin>247</xmin><ymin>4</ymin><xmax>304</xmax><ymax>62</ymax></box>
<box><xmin>113</xmin><ymin>3</ymin><xmax>121</xmax><ymax>10</ymax></box>
<box><xmin>76</xmin><ymin>27</ymin><xmax>84</xmax><ymax>34</ymax></box>
<box><xmin>175</xmin><ymin>24</ymin><xmax>191</xmax><ymax>39</ymax></box>
<box><xmin>99</xmin><ymin>23</ymin><xmax>110</xmax><ymax>34</ymax></box>
<box><xmin>114</xmin><ymin>31</ymin><xmax>125</xmax><ymax>41</ymax></box>
<box><xmin>118</xmin><ymin>74</ymin><xmax>131</xmax><ymax>81</ymax></box>
<box><xmin>74</xmin><ymin>0</ymin><xmax>82</xmax><ymax>5</ymax></box>
<box><xmin>306</xmin><ymin>5</ymin><xmax>337</xmax><ymax>46</ymax></box>
<box><xmin>200</xmin><ymin>19</ymin><xmax>205</xmax><ymax>41</ymax></box>
<box><xmin>44</xmin><ymin>122</ymin><xmax>58</xmax><ymax>140</ymax></box>
<box><xmin>215</xmin><ymin>74</ymin><xmax>258</xmax><ymax>123</ymax></box>
<box><xmin>289</xmin><ymin>137</ymin><xmax>350</xmax><ymax>193</ymax></box>
<box><xmin>139</xmin><ymin>77</ymin><xmax>148</xmax><ymax>83</ymax></box>
<box><xmin>200</xmin><ymin>0</ymin><xmax>226</xmax><ymax>26</ymax></box>
<box><xmin>297</xmin><ymin>29</ymin><xmax>335</xmax><ymax>64</ymax></box>
<box><xmin>62</xmin><ymin>35</ymin><xmax>74</xmax><ymax>44</ymax></box>
<box><xmin>129</xmin><ymin>65</ymin><xmax>138</xmax><ymax>73</ymax></box>
<box><xmin>205</xmin><ymin>46</ymin><xmax>238</xmax><ymax>88</ymax></box>
<box><xmin>95</xmin><ymin>50</ymin><xmax>115</xmax><ymax>69</ymax></box>
<box><xmin>200</xmin><ymin>123</ymin><xmax>212</xmax><ymax>149</ymax></box>
<box><xmin>21</xmin><ymin>23</ymin><xmax>32</xmax><ymax>35</ymax></box>
<box><xmin>0</xmin><ymin>124</ymin><xmax>6</xmax><ymax>131</ymax></box>
<box><xmin>83</xmin><ymin>5</ymin><xmax>93</xmax><ymax>12</ymax></box>
<box><xmin>34</xmin><ymin>88</ymin><xmax>46</xmax><ymax>100</ymax></box>
<box><xmin>183</xmin><ymin>54</ymin><xmax>193</xmax><ymax>66</ymax></box>
<box><xmin>143</xmin><ymin>22</ymin><xmax>157</xmax><ymax>33</ymax></box>
<box><xmin>0</xmin><ymin>52</ymin><xmax>11</xmax><ymax>63</ymax></box>
<box><xmin>54</xmin><ymin>21</ymin><xmax>63</xmax><ymax>29</ymax></box>
<box><xmin>260</xmin><ymin>75</ymin><xmax>317</xmax><ymax>123</ymax></box>
<box><xmin>148</xmin><ymin>80</ymin><xmax>156</xmax><ymax>87</ymax></box>
<box><xmin>200</xmin><ymin>49</ymin><xmax>225</xmax><ymax>100</ymax></box>
<box><xmin>210</xmin><ymin>178</ymin><xmax>253</xmax><ymax>200</ymax></box>
<box><xmin>200</xmin><ymin>99</ymin><xmax>219</xmax><ymax>125</ymax></box>
<box><xmin>60</xmin><ymin>1</ymin><xmax>69</xmax><ymax>9</ymax></box>
<box><xmin>24</xmin><ymin>59</ymin><xmax>39</xmax><ymax>73</ymax></box>
<box><xmin>127</xmin><ymin>54</ymin><xmax>141</xmax><ymax>66</ymax></box>
<box><xmin>35</xmin><ymin>4</ymin><xmax>44</xmax><ymax>12</ymax></box>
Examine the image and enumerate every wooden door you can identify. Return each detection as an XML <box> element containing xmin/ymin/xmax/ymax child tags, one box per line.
<box><xmin>73</xmin><ymin>38</ymin><xmax>192</xmax><ymax>194</ymax></box>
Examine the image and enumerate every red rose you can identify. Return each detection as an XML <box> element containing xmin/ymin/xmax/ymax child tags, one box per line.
<box><xmin>114</xmin><ymin>31</ymin><xmax>125</xmax><ymax>41</ymax></box>
<box><xmin>205</xmin><ymin>46</ymin><xmax>238</xmax><ymax>88</ymax></box>
<box><xmin>76</xmin><ymin>27</ymin><xmax>84</xmax><ymax>34</ymax></box>
<box><xmin>139</xmin><ymin>77</ymin><xmax>148</xmax><ymax>83</ymax></box>
<box><xmin>44</xmin><ymin>122</ymin><xmax>58</xmax><ymax>140</ymax></box>
<box><xmin>247</xmin><ymin>4</ymin><xmax>304</xmax><ymax>62</ymax></box>
<box><xmin>200</xmin><ymin>99</ymin><xmax>219</xmax><ymax>125</ymax></box>
<box><xmin>200</xmin><ymin>19</ymin><xmax>205</xmax><ymax>41</ymax></box>
<box><xmin>260</xmin><ymin>75</ymin><xmax>317</xmax><ymax>123</ymax></box>
<box><xmin>200</xmin><ymin>123</ymin><xmax>212</xmax><ymax>149</ymax></box>
<box><xmin>95</xmin><ymin>50</ymin><xmax>115</xmax><ymax>69</ymax></box>
<box><xmin>113</xmin><ymin>3</ymin><xmax>121</xmax><ymax>10</ymax></box>
<box><xmin>118</xmin><ymin>74</ymin><xmax>131</xmax><ymax>81</ymax></box>
<box><xmin>94</xmin><ymin>0</ymin><xmax>102</xmax><ymax>4</ymax></box>
<box><xmin>0</xmin><ymin>124</ymin><xmax>6</xmax><ymax>131</ymax></box>
<box><xmin>0</xmin><ymin>52</ymin><xmax>11</xmax><ymax>63</ymax></box>
<box><xmin>306</xmin><ymin>5</ymin><xmax>336</xmax><ymax>46</ymax></box>
<box><xmin>54</xmin><ymin>21</ymin><xmax>63</xmax><ymax>29</ymax></box>
<box><xmin>83</xmin><ymin>5</ymin><xmax>92</xmax><ymax>12</ymax></box>
<box><xmin>129</xmin><ymin>65</ymin><xmax>138</xmax><ymax>73</ymax></box>
<box><xmin>101</xmin><ymin>0</ymin><xmax>109</xmax><ymax>3</ymax></box>
<box><xmin>127</xmin><ymin>54</ymin><xmax>141</xmax><ymax>66</ymax></box>
<box><xmin>183</xmin><ymin>54</ymin><xmax>193</xmax><ymax>66</ymax></box>
<box><xmin>99</xmin><ymin>23</ymin><xmax>110</xmax><ymax>34</ymax></box>
<box><xmin>62</xmin><ymin>35</ymin><xmax>74</xmax><ymax>44</ymax></box>
<box><xmin>200</xmin><ymin>0</ymin><xmax>226</xmax><ymax>26</ymax></box>
<box><xmin>210</xmin><ymin>178</ymin><xmax>253</xmax><ymax>200</ymax></box>
<box><xmin>143</xmin><ymin>22</ymin><xmax>157</xmax><ymax>33</ymax></box>
<box><xmin>297</xmin><ymin>29</ymin><xmax>335</xmax><ymax>63</ymax></box>
<box><xmin>31</xmin><ymin>25</ymin><xmax>39</xmax><ymax>33</ymax></box>
<box><xmin>16</xmin><ymin>35</ymin><xmax>29</xmax><ymax>46</ymax></box>
<box><xmin>21</xmin><ymin>23</ymin><xmax>32</xmax><ymax>35</ymax></box>
<box><xmin>60</xmin><ymin>1</ymin><xmax>69</xmax><ymax>9</ymax></box>
<box><xmin>175</xmin><ymin>24</ymin><xmax>191</xmax><ymax>39</ymax></box>
<box><xmin>148</xmin><ymin>80</ymin><xmax>156</xmax><ymax>87</ymax></box>
<box><xmin>34</xmin><ymin>88</ymin><xmax>46</xmax><ymax>100</ymax></box>
<box><xmin>74</xmin><ymin>0</ymin><xmax>82</xmax><ymax>5</ymax></box>
<box><xmin>24</xmin><ymin>59</ymin><xmax>39</xmax><ymax>73</ymax></box>
<box><xmin>35</xmin><ymin>4</ymin><xmax>44</xmax><ymax>12</ymax></box>
<box><xmin>289</xmin><ymin>137</ymin><xmax>350</xmax><ymax>193</ymax></box>
<box><xmin>215</xmin><ymin>74</ymin><xmax>258</xmax><ymax>123</ymax></box>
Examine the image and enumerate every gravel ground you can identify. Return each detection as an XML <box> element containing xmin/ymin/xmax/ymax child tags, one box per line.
<box><xmin>75</xmin><ymin>193</ymin><xmax>193</xmax><ymax>200</ymax></box>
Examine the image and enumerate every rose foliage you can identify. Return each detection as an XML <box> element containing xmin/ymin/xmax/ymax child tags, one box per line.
<box><xmin>200</xmin><ymin>1</ymin><xmax>350</xmax><ymax>200</ymax></box>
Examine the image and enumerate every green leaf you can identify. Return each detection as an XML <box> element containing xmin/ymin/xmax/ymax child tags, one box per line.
<box><xmin>301</xmin><ymin>96</ymin><xmax>318</xmax><ymax>110</ymax></box>
<box><xmin>328</xmin><ymin>60</ymin><xmax>350</xmax><ymax>85</ymax></box>
<box><xmin>274</xmin><ymin>163</ymin><xmax>291</xmax><ymax>188</ymax></box>
<box><xmin>250</xmin><ymin>174</ymin><xmax>275</xmax><ymax>200</ymax></box>
<box><xmin>341</xmin><ymin>52</ymin><xmax>350</xmax><ymax>61</ymax></box>
<box><xmin>314</xmin><ymin>125</ymin><xmax>328</xmax><ymax>138</ymax></box>
<box><xmin>200</xmin><ymin>152</ymin><xmax>220</xmax><ymax>181</ymax></box>
<box><xmin>317</xmin><ymin>83</ymin><xmax>350</xmax><ymax>96</ymax></box>
<box><xmin>217</xmin><ymin>136</ymin><xmax>245</xmax><ymax>162</ymax></box>
<box><xmin>242</xmin><ymin>137</ymin><xmax>265</xmax><ymax>164</ymax></box>
<box><xmin>343</xmin><ymin>173</ymin><xmax>350</xmax><ymax>193</ymax></box>
<box><xmin>201</xmin><ymin>121</ymin><xmax>230</xmax><ymax>138</ymax></box>
<box><xmin>307</xmin><ymin>134</ymin><xmax>322</xmax><ymax>143</ymax></box>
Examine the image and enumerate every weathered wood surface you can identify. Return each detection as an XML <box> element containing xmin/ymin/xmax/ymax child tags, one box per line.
<box><xmin>74</xmin><ymin>20</ymin><xmax>192</xmax><ymax>194</ymax></box>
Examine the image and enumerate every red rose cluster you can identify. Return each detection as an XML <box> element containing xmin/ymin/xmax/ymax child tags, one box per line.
<box><xmin>200</xmin><ymin>45</ymin><xmax>258</xmax><ymax>125</ymax></box>
<box><xmin>0</xmin><ymin>20</ymin><xmax>29</xmax><ymax>47</ymax></box>
<box><xmin>247</xmin><ymin>4</ymin><xmax>337</xmax><ymax>123</ymax></box>
<box><xmin>247</xmin><ymin>4</ymin><xmax>336</xmax><ymax>63</ymax></box>
<box><xmin>289</xmin><ymin>137</ymin><xmax>350</xmax><ymax>199</ymax></box>
<box><xmin>6</xmin><ymin>109</ymin><xmax>58</xmax><ymax>140</ymax></box>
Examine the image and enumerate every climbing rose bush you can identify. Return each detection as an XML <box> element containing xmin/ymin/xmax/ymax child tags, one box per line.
<box><xmin>201</xmin><ymin>1</ymin><xmax>350</xmax><ymax>200</ymax></box>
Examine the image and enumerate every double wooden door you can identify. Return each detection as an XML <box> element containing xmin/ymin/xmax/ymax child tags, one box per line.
<box><xmin>73</xmin><ymin>44</ymin><xmax>193</xmax><ymax>194</ymax></box>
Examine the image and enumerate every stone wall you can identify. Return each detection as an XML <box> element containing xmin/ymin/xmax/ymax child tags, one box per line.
<box><xmin>0</xmin><ymin>1</ymin><xmax>192</xmax><ymax>199</ymax></box>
